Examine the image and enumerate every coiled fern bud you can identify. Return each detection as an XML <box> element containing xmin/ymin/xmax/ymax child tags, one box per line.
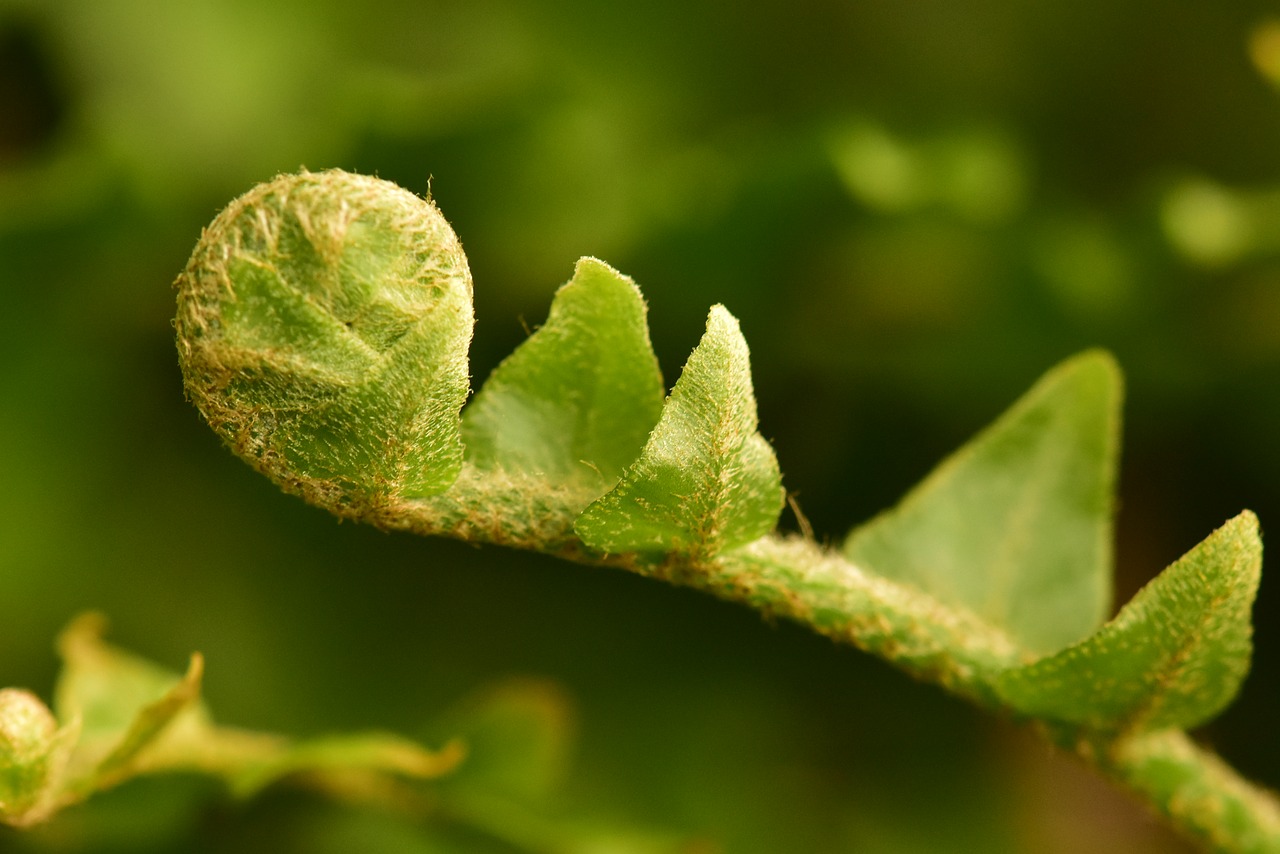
<box><xmin>175</xmin><ymin>170</ymin><xmax>473</xmax><ymax>515</ymax></box>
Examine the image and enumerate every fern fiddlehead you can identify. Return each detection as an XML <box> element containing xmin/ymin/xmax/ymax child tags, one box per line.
<box><xmin>171</xmin><ymin>169</ymin><xmax>1279</xmax><ymax>852</ymax></box>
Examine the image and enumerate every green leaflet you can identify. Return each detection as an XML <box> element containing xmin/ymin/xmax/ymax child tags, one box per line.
<box><xmin>53</xmin><ymin>613</ymin><xmax>209</xmax><ymax>792</ymax></box>
<box><xmin>462</xmin><ymin>258</ymin><xmax>665</xmax><ymax>492</ymax></box>
<box><xmin>843</xmin><ymin>351</ymin><xmax>1120</xmax><ymax>655</ymax></box>
<box><xmin>174</xmin><ymin>170</ymin><xmax>474</xmax><ymax>512</ymax></box>
<box><xmin>575</xmin><ymin>305</ymin><xmax>784</xmax><ymax>558</ymax></box>
<box><xmin>997</xmin><ymin>511</ymin><xmax>1261</xmax><ymax>733</ymax></box>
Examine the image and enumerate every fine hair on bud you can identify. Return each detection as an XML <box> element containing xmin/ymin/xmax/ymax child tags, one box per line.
<box><xmin>174</xmin><ymin>170</ymin><xmax>475</xmax><ymax>516</ymax></box>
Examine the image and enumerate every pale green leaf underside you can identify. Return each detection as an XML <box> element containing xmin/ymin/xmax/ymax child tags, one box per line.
<box><xmin>53</xmin><ymin>613</ymin><xmax>204</xmax><ymax>785</ymax></box>
<box><xmin>575</xmin><ymin>305</ymin><xmax>784</xmax><ymax>556</ymax></box>
<box><xmin>843</xmin><ymin>351</ymin><xmax>1120</xmax><ymax>655</ymax></box>
<box><xmin>997</xmin><ymin>511</ymin><xmax>1260</xmax><ymax>732</ymax></box>
<box><xmin>462</xmin><ymin>257</ymin><xmax>665</xmax><ymax>490</ymax></box>
<box><xmin>431</xmin><ymin>678</ymin><xmax>573</xmax><ymax>806</ymax></box>
<box><xmin>230</xmin><ymin>732</ymin><xmax>464</xmax><ymax>798</ymax></box>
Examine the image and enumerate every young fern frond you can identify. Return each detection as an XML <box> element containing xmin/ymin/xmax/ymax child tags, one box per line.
<box><xmin>124</xmin><ymin>168</ymin><xmax>1280</xmax><ymax>850</ymax></box>
<box><xmin>175</xmin><ymin>170</ymin><xmax>785</xmax><ymax>559</ymax></box>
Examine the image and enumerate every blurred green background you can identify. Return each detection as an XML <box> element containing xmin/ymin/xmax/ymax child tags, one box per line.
<box><xmin>3</xmin><ymin>1</ymin><xmax>1280</xmax><ymax>851</ymax></box>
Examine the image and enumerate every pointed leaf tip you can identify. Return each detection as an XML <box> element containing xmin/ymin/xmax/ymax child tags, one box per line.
<box><xmin>52</xmin><ymin>614</ymin><xmax>209</xmax><ymax>791</ymax></box>
<box><xmin>843</xmin><ymin>351</ymin><xmax>1121</xmax><ymax>654</ymax></box>
<box><xmin>462</xmin><ymin>257</ymin><xmax>664</xmax><ymax>490</ymax></box>
<box><xmin>998</xmin><ymin>511</ymin><xmax>1261</xmax><ymax>732</ymax></box>
<box><xmin>93</xmin><ymin>653</ymin><xmax>204</xmax><ymax>783</ymax></box>
<box><xmin>575</xmin><ymin>304</ymin><xmax>784</xmax><ymax>557</ymax></box>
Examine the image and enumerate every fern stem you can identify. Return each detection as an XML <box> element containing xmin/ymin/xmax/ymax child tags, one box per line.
<box><xmin>381</xmin><ymin>499</ymin><xmax>1280</xmax><ymax>852</ymax></box>
<box><xmin>1096</xmin><ymin>729</ymin><xmax>1280</xmax><ymax>854</ymax></box>
<box><xmin>651</xmin><ymin>537</ymin><xmax>1280</xmax><ymax>852</ymax></box>
<box><xmin>694</xmin><ymin>535</ymin><xmax>1025</xmax><ymax>703</ymax></box>
<box><xmin>669</xmin><ymin>534</ymin><xmax>1280</xmax><ymax>852</ymax></box>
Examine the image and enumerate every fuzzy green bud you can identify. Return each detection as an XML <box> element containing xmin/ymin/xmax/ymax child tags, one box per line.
<box><xmin>0</xmin><ymin>689</ymin><xmax>59</xmax><ymax>821</ymax></box>
<box><xmin>174</xmin><ymin>170</ymin><xmax>474</xmax><ymax>515</ymax></box>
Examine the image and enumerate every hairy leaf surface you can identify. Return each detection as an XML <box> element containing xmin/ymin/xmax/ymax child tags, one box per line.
<box><xmin>463</xmin><ymin>258</ymin><xmax>665</xmax><ymax>491</ymax></box>
<box><xmin>843</xmin><ymin>351</ymin><xmax>1120</xmax><ymax>654</ymax></box>
<box><xmin>997</xmin><ymin>511</ymin><xmax>1260</xmax><ymax>732</ymax></box>
<box><xmin>575</xmin><ymin>306</ymin><xmax>784</xmax><ymax>557</ymax></box>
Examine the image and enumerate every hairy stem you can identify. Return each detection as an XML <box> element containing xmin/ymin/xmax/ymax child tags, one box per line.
<box><xmin>695</xmin><ymin>537</ymin><xmax>1280</xmax><ymax>851</ymax></box>
<box><xmin>370</xmin><ymin>477</ymin><xmax>1023</xmax><ymax>700</ymax></box>
<box><xmin>1096</xmin><ymin>729</ymin><xmax>1280</xmax><ymax>853</ymax></box>
<box><xmin>375</xmin><ymin>489</ymin><xmax>1280</xmax><ymax>851</ymax></box>
<box><xmin>694</xmin><ymin>536</ymin><xmax>1025</xmax><ymax>703</ymax></box>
